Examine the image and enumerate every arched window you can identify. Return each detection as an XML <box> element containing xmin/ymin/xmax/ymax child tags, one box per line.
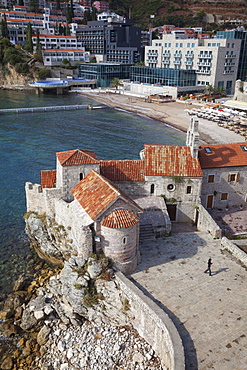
<box><xmin>150</xmin><ymin>184</ymin><xmax>155</xmax><ymax>194</ymax></box>
<box><xmin>80</xmin><ymin>173</ymin><xmax>84</xmax><ymax>181</ymax></box>
<box><xmin>122</xmin><ymin>237</ymin><xmax>127</xmax><ymax>245</ymax></box>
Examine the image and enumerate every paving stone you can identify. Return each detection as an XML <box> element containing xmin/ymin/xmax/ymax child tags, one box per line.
<box><xmin>131</xmin><ymin>231</ymin><xmax>247</xmax><ymax>370</ymax></box>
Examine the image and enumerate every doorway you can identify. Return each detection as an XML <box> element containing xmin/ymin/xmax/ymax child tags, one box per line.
<box><xmin>207</xmin><ymin>195</ymin><xmax>214</xmax><ymax>209</ymax></box>
<box><xmin>167</xmin><ymin>204</ymin><xmax>177</xmax><ymax>221</ymax></box>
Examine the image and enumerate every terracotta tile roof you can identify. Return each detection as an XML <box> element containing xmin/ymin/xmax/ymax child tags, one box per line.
<box><xmin>144</xmin><ymin>145</ymin><xmax>203</xmax><ymax>177</ymax></box>
<box><xmin>199</xmin><ymin>143</ymin><xmax>247</xmax><ymax>168</ymax></box>
<box><xmin>102</xmin><ymin>209</ymin><xmax>139</xmax><ymax>229</ymax></box>
<box><xmin>56</xmin><ymin>149</ymin><xmax>99</xmax><ymax>167</ymax></box>
<box><xmin>71</xmin><ymin>170</ymin><xmax>142</xmax><ymax>220</ymax></box>
<box><xmin>40</xmin><ymin>169</ymin><xmax>56</xmax><ymax>188</ymax></box>
<box><xmin>100</xmin><ymin>160</ymin><xmax>145</xmax><ymax>181</ymax></box>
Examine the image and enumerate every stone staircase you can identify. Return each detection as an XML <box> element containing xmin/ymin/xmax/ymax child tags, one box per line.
<box><xmin>139</xmin><ymin>223</ymin><xmax>156</xmax><ymax>243</ymax></box>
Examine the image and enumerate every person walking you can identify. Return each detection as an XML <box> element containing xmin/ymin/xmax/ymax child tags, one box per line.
<box><xmin>204</xmin><ymin>258</ymin><xmax>213</xmax><ymax>276</ymax></box>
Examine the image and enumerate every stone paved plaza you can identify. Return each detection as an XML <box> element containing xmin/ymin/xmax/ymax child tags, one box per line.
<box><xmin>130</xmin><ymin>231</ymin><xmax>247</xmax><ymax>370</ymax></box>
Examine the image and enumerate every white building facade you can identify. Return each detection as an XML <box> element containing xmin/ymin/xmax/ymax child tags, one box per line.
<box><xmin>145</xmin><ymin>33</ymin><xmax>241</xmax><ymax>94</ymax></box>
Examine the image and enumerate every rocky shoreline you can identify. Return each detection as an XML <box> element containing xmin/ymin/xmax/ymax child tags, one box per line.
<box><xmin>0</xmin><ymin>250</ymin><xmax>163</xmax><ymax>370</ymax></box>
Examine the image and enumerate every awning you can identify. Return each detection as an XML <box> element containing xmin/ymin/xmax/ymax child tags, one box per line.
<box><xmin>223</xmin><ymin>100</ymin><xmax>247</xmax><ymax>111</ymax></box>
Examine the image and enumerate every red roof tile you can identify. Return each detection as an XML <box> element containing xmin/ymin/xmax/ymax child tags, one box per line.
<box><xmin>56</xmin><ymin>149</ymin><xmax>99</xmax><ymax>167</ymax></box>
<box><xmin>71</xmin><ymin>170</ymin><xmax>142</xmax><ymax>220</ymax></box>
<box><xmin>102</xmin><ymin>209</ymin><xmax>139</xmax><ymax>228</ymax></box>
<box><xmin>144</xmin><ymin>145</ymin><xmax>203</xmax><ymax>177</ymax></box>
<box><xmin>40</xmin><ymin>169</ymin><xmax>56</xmax><ymax>188</ymax></box>
<box><xmin>100</xmin><ymin>160</ymin><xmax>145</xmax><ymax>181</ymax></box>
<box><xmin>199</xmin><ymin>143</ymin><xmax>247</xmax><ymax>168</ymax></box>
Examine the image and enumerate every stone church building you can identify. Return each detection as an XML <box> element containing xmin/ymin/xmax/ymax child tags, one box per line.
<box><xmin>25</xmin><ymin>117</ymin><xmax>247</xmax><ymax>274</ymax></box>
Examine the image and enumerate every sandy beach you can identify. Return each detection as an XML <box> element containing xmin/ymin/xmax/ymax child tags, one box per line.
<box><xmin>79</xmin><ymin>89</ymin><xmax>245</xmax><ymax>145</ymax></box>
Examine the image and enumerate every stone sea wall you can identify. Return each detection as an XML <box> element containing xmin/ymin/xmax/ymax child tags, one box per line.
<box><xmin>115</xmin><ymin>271</ymin><xmax>185</xmax><ymax>370</ymax></box>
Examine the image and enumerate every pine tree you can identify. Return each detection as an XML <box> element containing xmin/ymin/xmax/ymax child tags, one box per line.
<box><xmin>1</xmin><ymin>14</ymin><xmax>9</xmax><ymax>39</ymax></box>
<box><xmin>70</xmin><ymin>0</ymin><xmax>74</xmax><ymax>19</ymax></box>
<box><xmin>65</xmin><ymin>24</ymin><xmax>70</xmax><ymax>36</ymax></box>
<box><xmin>35</xmin><ymin>29</ymin><xmax>43</xmax><ymax>63</ymax></box>
<box><xmin>66</xmin><ymin>6</ymin><xmax>72</xmax><ymax>24</ymax></box>
<box><xmin>26</xmin><ymin>22</ymin><xmax>33</xmax><ymax>52</ymax></box>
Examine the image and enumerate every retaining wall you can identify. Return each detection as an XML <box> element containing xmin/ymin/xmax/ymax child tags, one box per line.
<box><xmin>115</xmin><ymin>271</ymin><xmax>185</xmax><ymax>370</ymax></box>
<box><xmin>197</xmin><ymin>204</ymin><xmax>222</xmax><ymax>238</ymax></box>
<box><xmin>221</xmin><ymin>237</ymin><xmax>247</xmax><ymax>267</ymax></box>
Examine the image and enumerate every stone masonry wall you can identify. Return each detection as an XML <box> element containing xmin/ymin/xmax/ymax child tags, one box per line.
<box><xmin>197</xmin><ymin>204</ymin><xmax>222</xmax><ymax>238</ymax></box>
<box><xmin>221</xmin><ymin>237</ymin><xmax>247</xmax><ymax>267</ymax></box>
<box><xmin>115</xmin><ymin>271</ymin><xmax>185</xmax><ymax>370</ymax></box>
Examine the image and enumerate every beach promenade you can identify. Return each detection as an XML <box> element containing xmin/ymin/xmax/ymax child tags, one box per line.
<box><xmin>130</xmin><ymin>231</ymin><xmax>247</xmax><ymax>370</ymax></box>
<box><xmin>81</xmin><ymin>90</ymin><xmax>244</xmax><ymax>145</ymax></box>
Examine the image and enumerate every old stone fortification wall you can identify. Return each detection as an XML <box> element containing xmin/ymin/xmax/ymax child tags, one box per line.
<box><xmin>115</xmin><ymin>271</ymin><xmax>185</xmax><ymax>370</ymax></box>
<box><xmin>233</xmin><ymin>80</ymin><xmax>247</xmax><ymax>102</ymax></box>
<box><xmin>221</xmin><ymin>237</ymin><xmax>247</xmax><ymax>267</ymax></box>
<box><xmin>197</xmin><ymin>204</ymin><xmax>222</xmax><ymax>238</ymax></box>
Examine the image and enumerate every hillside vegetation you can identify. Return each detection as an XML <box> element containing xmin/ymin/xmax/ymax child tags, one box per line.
<box><xmin>107</xmin><ymin>0</ymin><xmax>247</xmax><ymax>29</ymax></box>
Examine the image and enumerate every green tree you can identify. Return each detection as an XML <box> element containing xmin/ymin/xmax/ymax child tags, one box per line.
<box><xmin>70</xmin><ymin>0</ymin><xmax>74</xmax><ymax>19</ymax></box>
<box><xmin>217</xmin><ymin>86</ymin><xmax>226</xmax><ymax>96</ymax></box>
<box><xmin>110</xmin><ymin>77</ymin><xmax>123</xmax><ymax>90</ymax></box>
<box><xmin>19</xmin><ymin>0</ymin><xmax>24</xmax><ymax>5</ymax></box>
<box><xmin>65</xmin><ymin>24</ymin><xmax>70</xmax><ymax>36</ymax></box>
<box><xmin>205</xmin><ymin>84</ymin><xmax>214</xmax><ymax>96</ymax></box>
<box><xmin>56</xmin><ymin>0</ymin><xmax>61</xmax><ymax>11</ymax></box>
<box><xmin>1</xmin><ymin>15</ymin><xmax>9</xmax><ymax>39</ymax></box>
<box><xmin>29</xmin><ymin>0</ymin><xmax>39</xmax><ymax>13</ymax></box>
<box><xmin>66</xmin><ymin>5</ymin><xmax>72</xmax><ymax>24</ymax></box>
<box><xmin>34</xmin><ymin>29</ymin><xmax>43</xmax><ymax>63</ymax></box>
<box><xmin>91</xmin><ymin>6</ymin><xmax>97</xmax><ymax>21</ymax></box>
<box><xmin>26</xmin><ymin>22</ymin><xmax>33</xmax><ymax>53</ymax></box>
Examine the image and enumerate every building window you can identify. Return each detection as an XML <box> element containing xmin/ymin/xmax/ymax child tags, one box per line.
<box><xmin>167</xmin><ymin>184</ymin><xmax>175</xmax><ymax>191</ymax></box>
<box><xmin>208</xmin><ymin>174</ymin><xmax>215</xmax><ymax>183</ymax></box>
<box><xmin>150</xmin><ymin>184</ymin><xmax>155</xmax><ymax>194</ymax></box>
<box><xmin>228</xmin><ymin>173</ymin><xmax>240</xmax><ymax>182</ymax></box>
<box><xmin>79</xmin><ymin>173</ymin><xmax>84</xmax><ymax>181</ymax></box>
<box><xmin>122</xmin><ymin>237</ymin><xmax>127</xmax><ymax>245</ymax></box>
<box><xmin>186</xmin><ymin>186</ymin><xmax>192</xmax><ymax>194</ymax></box>
<box><xmin>221</xmin><ymin>193</ymin><xmax>228</xmax><ymax>200</ymax></box>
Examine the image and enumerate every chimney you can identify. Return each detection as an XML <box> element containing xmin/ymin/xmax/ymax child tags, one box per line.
<box><xmin>186</xmin><ymin>116</ymin><xmax>200</xmax><ymax>158</ymax></box>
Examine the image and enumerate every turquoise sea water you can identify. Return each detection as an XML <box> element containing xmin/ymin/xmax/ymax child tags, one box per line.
<box><xmin>0</xmin><ymin>89</ymin><xmax>186</xmax><ymax>293</ymax></box>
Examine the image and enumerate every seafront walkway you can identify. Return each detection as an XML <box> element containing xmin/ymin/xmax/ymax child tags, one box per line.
<box><xmin>130</xmin><ymin>231</ymin><xmax>247</xmax><ymax>370</ymax></box>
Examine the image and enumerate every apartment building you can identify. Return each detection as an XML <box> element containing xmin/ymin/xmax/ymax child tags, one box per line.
<box><xmin>76</xmin><ymin>17</ymin><xmax>143</xmax><ymax>64</ymax></box>
<box><xmin>32</xmin><ymin>34</ymin><xmax>83</xmax><ymax>51</ymax></box>
<box><xmin>43</xmin><ymin>48</ymin><xmax>90</xmax><ymax>66</ymax></box>
<box><xmin>145</xmin><ymin>33</ymin><xmax>241</xmax><ymax>94</ymax></box>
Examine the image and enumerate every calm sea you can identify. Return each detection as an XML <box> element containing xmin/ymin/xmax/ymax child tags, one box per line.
<box><xmin>0</xmin><ymin>89</ymin><xmax>186</xmax><ymax>293</ymax></box>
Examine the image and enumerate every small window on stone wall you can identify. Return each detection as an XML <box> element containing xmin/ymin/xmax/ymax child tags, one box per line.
<box><xmin>80</xmin><ymin>173</ymin><xmax>84</xmax><ymax>181</ymax></box>
<box><xmin>167</xmin><ymin>184</ymin><xmax>175</xmax><ymax>191</ymax></box>
<box><xmin>208</xmin><ymin>174</ymin><xmax>214</xmax><ymax>183</ymax></box>
<box><xmin>221</xmin><ymin>193</ymin><xmax>228</xmax><ymax>200</ymax></box>
<box><xmin>122</xmin><ymin>237</ymin><xmax>127</xmax><ymax>245</ymax></box>
<box><xmin>186</xmin><ymin>186</ymin><xmax>192</xmax><ymax>194</ymax></box>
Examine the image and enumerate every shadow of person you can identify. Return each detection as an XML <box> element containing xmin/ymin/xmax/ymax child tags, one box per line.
<box><xmin>211</xmin><ymin>267</ymin><xmax>229</xmax><ymax>276</ymax></box>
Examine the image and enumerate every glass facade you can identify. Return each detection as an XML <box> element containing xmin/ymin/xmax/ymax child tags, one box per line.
<box><xmin>217</xmin><ymin>30</ymin><xmax>247</xmax><ymax>81</ymax></box>
<box><xmin>78</xmin><ymin>63</ymin><xmax>131</xmax><ymax>87</ymax></box>
<box><xmin>130</xmin><ymin>66</ymin><xmax>197</xmax><ymax>87</ymax></box>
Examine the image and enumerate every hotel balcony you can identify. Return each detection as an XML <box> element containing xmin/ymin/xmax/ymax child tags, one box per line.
<box><xmin>162</xmin><ymin>60</ymin><xmax>170</xmax><ymax>64</ymax></box>
<box><xmin>198</xmin><ymin>54</ymin><xmax>212</xmax><ymax>58</ymax></box>
<box><xmin>173</xmin><ymin>53</ymin><xmax>182</xmax><ymax>57</ymax></box>
<box><xmin>185</xmin><ymin>53</ymin><xmax>194</xmax><ymax>57</ymax></box>
<box><xmin>162</xmin><ymin>52</ymin><xmax>170</xmax><ymax>57</ymax></box>
<box><xmin>196</xmin><ymin>69</ymin><xmax>211</xmax><ymax>74</ymax></box>
<box><xmin>197</xmin><ymin>62</ymin><xmax>211</xmax><ymax>66</ymax></box>
<box><xmin>224</xmin><ymin>62</ymin><xmax>235</xmax><ymax>66</ymax></box>
<box><xmin>174</xmin><ymin>60</ymin><xmax>181</xmax><ymax>64</ymax></box>
<box><xmin>223</xmin><ymin>70</ymin><xmax>234</xmax><ymax>74</ymax></box>
<box><xmin>185</xmin><ymin>61</ymin><xmax>193</xmax><ymax>65</ymax></box>
<box><xmin>225</xmin><ymin>54</ymin><xmax>236</xmax><ymax>58</ymax></box>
